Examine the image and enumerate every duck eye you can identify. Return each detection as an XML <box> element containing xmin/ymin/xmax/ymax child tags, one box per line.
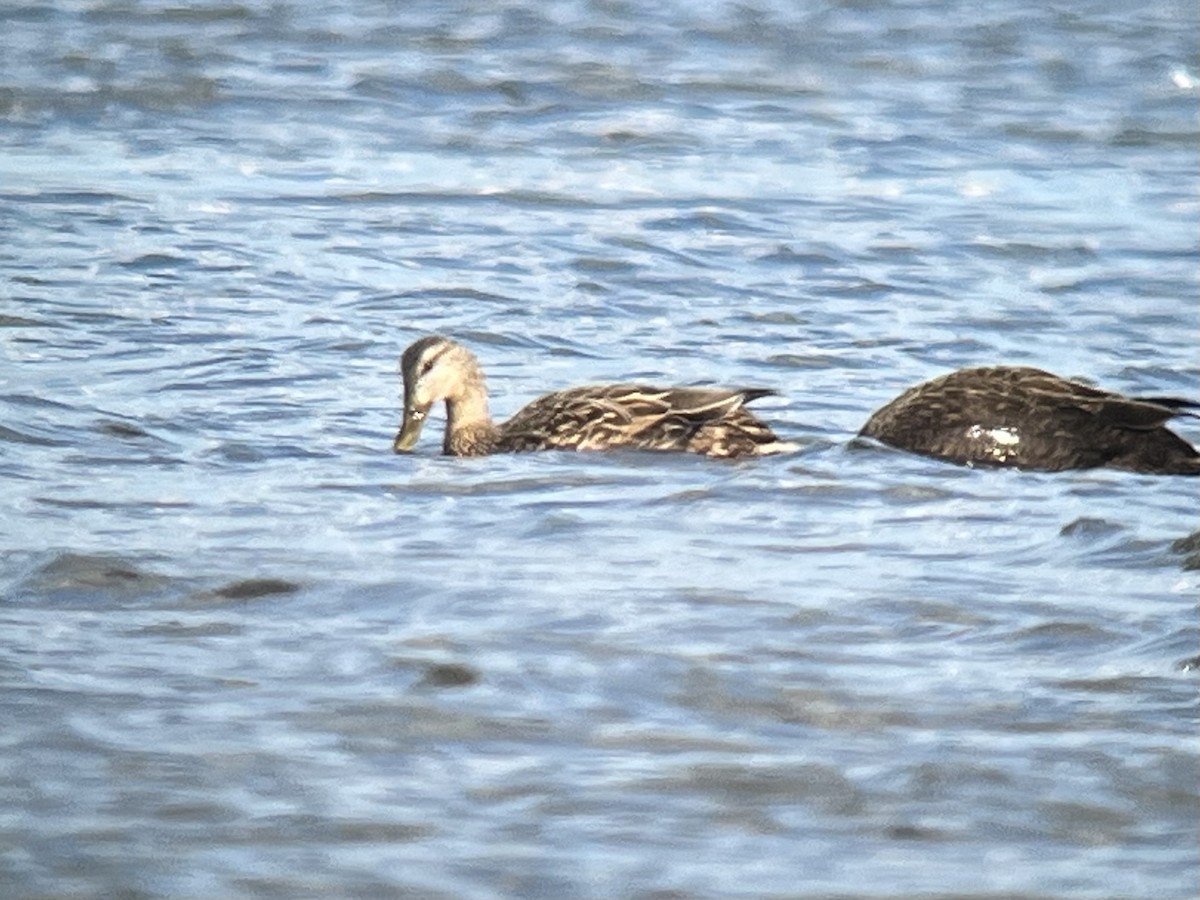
<box><xmin>419</xmin><ymin>359</ymin><xmax>435</xmax><ymax>376</ymax></box>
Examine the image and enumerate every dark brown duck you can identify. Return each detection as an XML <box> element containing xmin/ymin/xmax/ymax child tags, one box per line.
<box><xmin>860</xmin><ymin>366</ymin><xmax>1200</xmax><ymax>475</ymax></box>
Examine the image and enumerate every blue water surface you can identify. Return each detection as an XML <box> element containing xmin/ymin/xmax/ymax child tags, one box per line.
<box><xmin>1</xmin><ymin>1</ymin><xmax>1198</xmax><ymax>898</ymax></box>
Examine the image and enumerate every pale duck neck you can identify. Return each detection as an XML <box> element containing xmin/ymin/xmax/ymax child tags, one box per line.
<box><xmin>443</xmin><ymin>365</ymin><xmax>500</xmax><ymax>456</ymax></box>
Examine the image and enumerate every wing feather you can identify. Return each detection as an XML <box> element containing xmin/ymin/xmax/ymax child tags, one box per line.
<box><xmin>495</xmin><ymin>383</ymin><xmax>783</xmax><ymax>456</ymax></box>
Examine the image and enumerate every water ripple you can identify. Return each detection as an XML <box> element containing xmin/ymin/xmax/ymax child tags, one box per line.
<box><xmin>1</xmin><ymin>2</ymin><xmax>1197</xmax><ymax>898</ymax></box>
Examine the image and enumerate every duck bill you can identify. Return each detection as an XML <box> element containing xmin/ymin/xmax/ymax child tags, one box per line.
<box><xmin>393</xmin><ymin>407</ymin><xmax>428</xmax><ymax>453</ymax></box>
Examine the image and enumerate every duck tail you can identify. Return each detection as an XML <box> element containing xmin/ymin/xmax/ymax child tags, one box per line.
<box><xmin>1135</xmin><ymin>396</ymin><xmax>1200</xmax><ymax>419</ymax></box>
<box><xmin>738</xmin><ymin>388</ymin><xmax>779</xmax><ymax>405</ymax></box>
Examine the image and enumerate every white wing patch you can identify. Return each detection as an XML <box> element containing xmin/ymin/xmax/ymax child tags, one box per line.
<box><xmin>966</xmin><ymin>424</ymin><xmax>1021</xmax><ymax>462</ymax></box>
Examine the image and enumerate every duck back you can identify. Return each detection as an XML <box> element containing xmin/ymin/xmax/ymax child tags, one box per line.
<box><xmin>860</xmin><ymin>366</ymin><xmax>1200</xmax><ymax>475</ymax></box>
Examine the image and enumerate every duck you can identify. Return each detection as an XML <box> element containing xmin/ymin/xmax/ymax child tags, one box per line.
<box><xmin>859</xmin><ymin>365</ymin><xmax>1200</xmax><ymax>475</ymax></box>
<box><xmin>392</xmin><ymin>335</ymin><xmax>793</xmax><ymax>459</ymax></box>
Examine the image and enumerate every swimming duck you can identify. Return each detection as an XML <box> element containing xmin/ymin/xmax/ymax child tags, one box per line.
<box><xmin>393</xmin><ymin>336</ymin><xmax>792</xmax><ymax>459</ymax></box>
<box><xmin>859</xmin><ymin>366</ymin><xmax>1200</xmax><ymax>475</ymax></box>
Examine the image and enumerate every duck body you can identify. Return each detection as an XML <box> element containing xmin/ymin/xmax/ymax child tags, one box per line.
<box><xmin>860</xmin><ymin>365</ymin><xmax>1200</xmax><ymax>475</ymax></box>
<box><xmin>394</xmin><ymin>336</ymin><xmax>791</xmax><ymax>459</ymax></box>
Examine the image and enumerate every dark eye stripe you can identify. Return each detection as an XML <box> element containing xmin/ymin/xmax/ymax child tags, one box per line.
<box><xmin>419</xmin><ymin>344</ymin><xmax>450</xmax><ymax>374</ymax></box>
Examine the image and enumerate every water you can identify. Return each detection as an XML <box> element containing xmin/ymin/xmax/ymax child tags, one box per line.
<box><xmin>2</xmin><ymin>1</ymin><xmax>1198</xmax><ymax>898</ymax></box>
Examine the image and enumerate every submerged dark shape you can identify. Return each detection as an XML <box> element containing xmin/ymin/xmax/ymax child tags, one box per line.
<box><xmin>393</xmin><ymin>335</ymin><xmax>793</xmax><ymax>459</ymax></box>
<box><xmin>860</xmin><ymin>366</ymin><xmax>1200</xmax><ymax>475</ymax></box>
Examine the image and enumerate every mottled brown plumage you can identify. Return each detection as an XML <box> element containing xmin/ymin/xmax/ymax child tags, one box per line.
<box><xmin>860</xmin><ymin>366</ymin><xmax>1200</xmax><ymax>475</ymax></box>
<box><xmin>393</xmin><ymin>336</ymin><xmax>792</xmax><ymax>459</ymax></box>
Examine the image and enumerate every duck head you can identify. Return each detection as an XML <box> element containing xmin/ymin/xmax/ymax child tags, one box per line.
<box><xmin>393</xmin><ymin>336</ymin><xmax>485</xmax><ymax>452</ymax></box>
